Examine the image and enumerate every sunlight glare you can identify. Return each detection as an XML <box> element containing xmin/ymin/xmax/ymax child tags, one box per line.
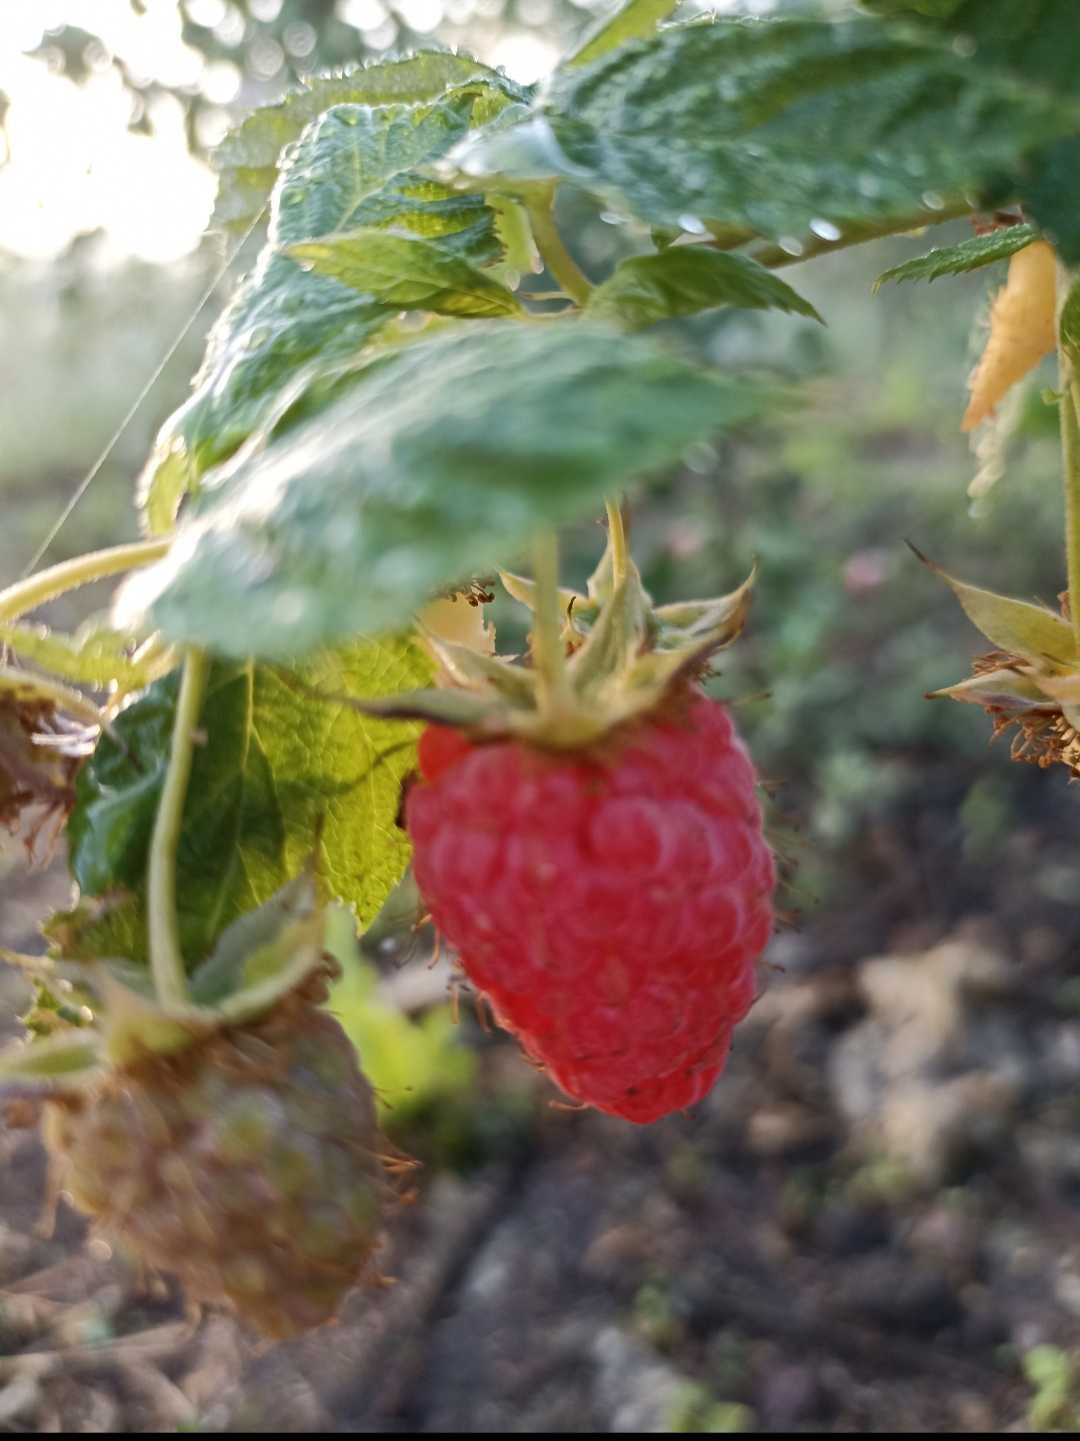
<box><xmin>490</xmin><ymin>32</ymin><xmax>559</xmax><ymax>84</ymax></box>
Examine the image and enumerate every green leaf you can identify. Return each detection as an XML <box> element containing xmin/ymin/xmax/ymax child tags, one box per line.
<box><xmin>861</xmin><ymin>2</ymin><xmax>963</xmax><ymax>16</ymax></box>
<box><xmin>1017</xmin><ymin>137</ymin><xmax>1080</xmax><ymax>265</ymax></box>
<box><xmin>212</xmin><ymin>52</ymin><xmax>529</xmax><ymax>233</ymax></box>
<box><xmin>567</xmin><ymin>0</ymin><xmax>682</xmax><ymax>70</ymax></box>
<box><xmin>587</xmin><ymin>246</ymin><xmax>822</xmax><ymax>329</ymax></box>
<box><xmin>139</xmin><ymin>81</ymin><xmax>526</xmax><ymax>534</ymax></box>
<box><xmin>862</xmin><ymin>1</ymin><xmax>1080</xmax><ymax>261</ymax></box>
<box><xmin>933</xmin><ymin>0</ymin><xmax>1080</xmax><ymax>108</ymax></box>
<box><xmin>289</xmin><ymin>229</ymin><xmax>522</xmax><ymax>319</ymax></box>
<box><xmin>873</xmin><ymin>223</ymin><xmax>1040</xmax><ymax>290</ymax></box>
<box><xmin>452</xmin><ymin>18</ymin><xmax>1079</xmax><ymax>241</ymax></box>
<box><xmin>62</xmin><ymin>636</ymin><xmax>432</xmax><ymax>968</ymax></box>
<box><xmin>119</xmin><ymin>322</ymin><xmax>768</xmax><ymax>659</ymax></box>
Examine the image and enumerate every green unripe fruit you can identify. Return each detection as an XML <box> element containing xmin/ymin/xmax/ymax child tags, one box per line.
<box><xmin>44</xmin><ymin>990</ymin><xmax>392</xmax><ymax>1339</ymax></box>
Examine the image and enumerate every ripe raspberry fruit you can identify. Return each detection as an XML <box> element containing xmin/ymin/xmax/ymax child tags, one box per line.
<box><xmin>43</xmin><ymin>981</ymin><xmax>389</xmax><ymax>1338</ymax></box>
<box><xmin>407</xmin><ymin>692</ymin><xmax>775</xmax><ymax>1123</ymax></box>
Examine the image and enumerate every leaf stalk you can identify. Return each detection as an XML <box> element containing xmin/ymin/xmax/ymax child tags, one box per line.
<box><xmin>526</xmin><ymin>187</ymin><xmax>593</xmax><ymax>308</ymax></box>
<box><xmin>148</xmin><ymin>647</ymin><xmax>209</xmax><ymax>1008</ymax></box>
<box><xmin>531</xmin><ymin>530</ymin><xmax>574</xmax><ymax>718</ymax></box>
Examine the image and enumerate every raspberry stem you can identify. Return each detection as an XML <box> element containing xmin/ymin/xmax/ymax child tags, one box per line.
<box><xmin>148</xmin><ymin>647</ymin><xmax>209</xmax><ymax>1007</ymax></box>
<box><xmin>1056</xmin><ymin>263</ymin><xmax>1080</xmax><ymax>653</ymax></box>
<box><xmin>531</xmin><ymin>530</ymin><xmax>574</xmax><ymax>720</ymax></box>
<box><xmin>1060</xmin><ymin>380</ymin><xmax>1080</xmax><ymax>653</ymax></box>
<box><xmin>525</xmin><ymin>185</ymin><xmax>592</xmax><ymax>308</ymax></box>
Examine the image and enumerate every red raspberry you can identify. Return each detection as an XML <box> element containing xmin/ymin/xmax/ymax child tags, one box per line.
<box><xmin>406</xmin><ymin>693</ymin><xmax>775</xmax><ymax>1124</ymax></box>
<box><xmin>418</xmin><ymin>723</ymin><xmax>474</xmax><ymax>782</ymax></box>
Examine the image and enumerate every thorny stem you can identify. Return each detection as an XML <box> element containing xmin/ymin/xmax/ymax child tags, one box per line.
<box><xmin>148</xmin><ymin>647</ymin><xmax>208</xmax><ymax>1009</ymax></box>
<box><xmin>531</xmin><ymin>530</ymin><xmax>574</xmax><ymax>718</ymax></box>
<box><xmin>0</xmin><ymin>538</ymin><xmax>170</xmax><ymax>624</ymax></box>
<box><xmin>526</xmin><ymin>187</ymin><xmax>592</xmax><ymax>308</ymax></box>
<box><xmin>605</xmin><ymin>497</ymin><xmax>629</xmax><ymax>589</ymax></box>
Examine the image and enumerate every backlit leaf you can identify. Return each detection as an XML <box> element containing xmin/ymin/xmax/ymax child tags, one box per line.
<box><xmin>121</xmin><ymin>322</ymin><xmax>768</xmax><ymax>658</ymax></box>
<box><xmin>62</xmin><ymin>636</ymin><xmax>432</xmax><ymax>968</ymax></box>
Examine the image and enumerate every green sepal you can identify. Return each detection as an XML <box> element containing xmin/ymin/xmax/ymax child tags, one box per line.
<box><xmin>926</xmin><ymin>667</ymin><xmax>1053</xmax><ymax>710</ymax></box>
<box><xmin>1</xmin><ymin>947</ymin><xmax>103</xmax><ymax>1013</ymax></box>
<box><xmin>914</xmin><ymin>546</ymin><xmax>1076</xmax><ymax>667</ymax></box>
<box><xmin>94</xmin><ymin>971</ymin><xmax>204</xmax><ymax>1067</ymax></box>
<box><xmin>1025</xmin><ymin>671</ymin><xmax>1080</xmax><ymax>708</ymax></box>
<box><xmin>340</xmin><ymin>686</ymin><xmax>519</xmax><ymax>734</ymax></box>
<box><xmin>0</xmin><ymin>1030</ymin><xmax>106</xmax><ymax>1094</ymax></box>
<box><xmin>0</xmin><ymin>621</ymin><xmax>174</xmax><ymax>693</ymax></box>
<box><xmin>186</xmin><ymin>871</ymin><xmax>325</xmax><ymax>1016</ymax></box>
<box><xmin>94</xmin><ymin>874</ymin><xmax>327</xmax><ymax>1067</ymax></box>
<box><xmin>498</xmin><ymin>570</ymin><xmax>593</xmax><ymax>624</ymax></box>
<box><xmin>651</xmin><ymin>565</ymin><xmax>758</xmax><ymax>653</ymax></box>
<box><xmin>357</xmin><ymin>535</ymin><xmax>756</xmax><ymax>750</ymax></box>
<box><xmin>9</xmin><ymin>880</ymin><xmax>331</xmax><ymax>1086</ymax></box>
<box><xmin>418</xmin><ymin>632</ymin><xmax>538</xmax><ymax>706</ymax></box>
<box><xmin>566</xmin><ymin>560</ymin><xmax>652</xmax><ymax>697</ymax></box>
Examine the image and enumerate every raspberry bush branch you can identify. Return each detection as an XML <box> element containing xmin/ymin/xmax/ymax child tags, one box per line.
<box><xmin>1057</xmin><ymin>306</ymin><xmax>1080</xmax><ymax>655</ymax></box>
<box><xmin>530</xmin><ymin>530</ymin><xmax>576</xmax><ymax>729</ymax></box>
<box><xmin>0</xmin><ymin>538</ymin><xmax>170</xmax><ymax>625</ymax></box>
